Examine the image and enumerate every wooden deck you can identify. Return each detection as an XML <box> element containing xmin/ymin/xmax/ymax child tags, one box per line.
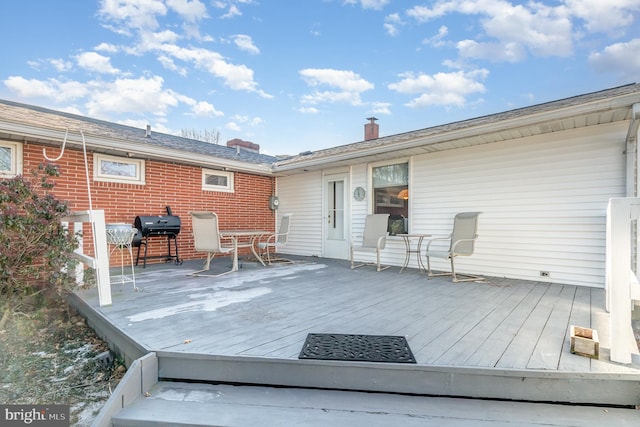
<box><xmin>69</xmin><ymin>256</ymin><xmax>640</xmax><ymax>407</ymax></box>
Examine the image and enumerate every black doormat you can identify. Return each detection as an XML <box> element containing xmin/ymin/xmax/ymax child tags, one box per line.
<box><xmin>298</xmin><ymin>333</ymin><xmax>416</xmax><ymax>363</ymax></box>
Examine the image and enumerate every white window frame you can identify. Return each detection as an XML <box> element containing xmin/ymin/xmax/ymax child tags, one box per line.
<box><xmin>0</xmin><ymin>140</ymin><xmax>23</xmax><ymax>178</ymax></box>
<box><xmin>93</xmin><ymin>153</ymin><xmax>145</xmax><ymax>185</ymax></box>
<box><xmin>202</xmin><ymin>168</ymin><xmax>234</xmax><ymax>193</ymax></box>
<box><xmin>370</xmin><ymin>159</ymin><xmax>410</xmax><ymax>234</ymax></box>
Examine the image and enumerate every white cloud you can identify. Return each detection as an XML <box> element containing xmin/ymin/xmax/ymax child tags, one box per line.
<box><xmin>96</xmin><ymin>0</ymin><xmax>268</xmax><ymax>97</ymax></box>
<box><xmin>98</xmin><ymin>0</ymin><xmax>168</xmax><ymax>30</ymax></box>
<box><xmin>231</xmin><ymin>114</ymin><xmax>249</xmax><ymax>123</ymax></box>
<box><xmin>384</xmin><ymin>13</ymin><xmax>402</xmax><ymax>37</ymax></box>
<box><xmin>190</xmin><ymin>101</ymin><xmax>224</xmax><ymax>117</ymax></box>
<box><xmin>589</xmin><ymin>38</ymin><xmax>640</xmax><ymax>82</ymax></box>
<box><xmin>301</xmin><ymin>90</ymin><xmax>364</xmax><ymax>106</ymax></box>
<box><xmin>298</xmin><ymin>106</ymin><xmax>319</xmax><ymax>114</ymax></box>
<box><xmin>4</xmin><ymin>76</ymin><xmax>88</xmax><ymax>102</ymax></box>
<box><xmin>213</xmin><ymin>1</ymin><xmax>243</xmax><ymax>19</ymax></box>
<box><xmin>157</xmin><ymin>55</ymin><xmax>188</xmax><ymax>75</ymax></box>
<box><xmin>233</xmin><ymin>35</ymin><xmax>260</xmax><ymax>54</ymax></box>
<box><xmin>225</xmin><ymin>121</ymin><xmax>241</xmax><ymax>131</ymax></box>
<box><xmin>49</xmin><ymin>58</ymin><xmax>74</xmax><ymax>72</ymax></box>
<box><xmin>300</xmin><ymin>69</ymin><xmax>374</xmax><ymax>93</ymax></box>
<box><xmin>155</xmin><ymin>44</ymin><xmax>270</xmax><ymax>96</ymax></box>
<box><xmin>457</xmin><ymin>39</ymin><xmax>526</xmax><ymax>62</ymax></box>
<box><xmin>388</xmin><ymin>69</ymin><xmax>488</xmax><ymax>108</ymax></box>
<box><xmin>370</xmin><ymin>101</ymin><xmax>392</xmax><ymax>115</ymax></box>
<box><xmin>565</xmin><ymin>0</ymin><xmax>640</xmax><ymax>35</ymax></box>
<box><xmin>481</xmin><ymin>2</ymin><xmax>573</xmax><ymax>57</ymax></box>
<box><xmin>344</xmin><ymin>0</ymin><xmax>389</xmax><ymax>10</ymax></box>
<box><xmin>140</xmin><ymin>29</ymin><xmax>182</xmax><ymax>47</ymax></box>
<box><xmin>76</xmin><ymin>52</ymin><xmax>120</xmax><ymax>74</ymax></box>
<box><xmin>84</xmin><ymin>75</ymin><xmax>183</xmax><ymax>117</ymax></box>
<box><xmin>423</xmin><ymin>25</ymin><xmax>449</xmax><ymax>47</ymax></box>
<box><xmin>166</xmin><ymin>0</ymin><xmax>207</xmax><ymax>22</ymax></box>
<box><xmin>250</xmin><ymin>117</ymin><xmax>264</xmax><ymax>126</ymax></box>
<box><xmin>299</xmin><ymin>69</ymin><xmax>374</xmax><ymax>107</ymax></box>
<box><xmin>94</xmin><ymin>42</ymin><xmax>119</xmax><ymax>53</ymax></box>
<box><xmin>405</xmin><ymin>0</ymin><xmax>575</xmax><ymax>61</ymax></box>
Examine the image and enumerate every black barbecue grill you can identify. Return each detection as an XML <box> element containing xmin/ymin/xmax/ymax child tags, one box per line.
<box><xmin>134</xmin><ymin>206</ymin><xmax>182</xmax><ymax>267</ymax></box>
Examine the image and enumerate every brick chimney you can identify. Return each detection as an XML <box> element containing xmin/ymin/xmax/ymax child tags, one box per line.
<box><xmin>364</xmin><ymin>117</ymin><xmax>379</xmax><ymax>141</ymax></box>
<box><xmin>226</xmin><ymin>138</ymin><xmax>260</xmax><ymax>153</ymax></box>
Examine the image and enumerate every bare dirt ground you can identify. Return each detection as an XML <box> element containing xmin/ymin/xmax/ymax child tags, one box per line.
<box><xmin>0</xmin><ymin>294</ymin><xmax>125</xmax><ymax>426</ymax></box>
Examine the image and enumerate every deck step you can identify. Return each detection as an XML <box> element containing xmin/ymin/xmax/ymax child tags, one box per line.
<box><xmin>111</xmin><ymin>381</ymin><xmax>640</xmax><ymax>427</ymax></box>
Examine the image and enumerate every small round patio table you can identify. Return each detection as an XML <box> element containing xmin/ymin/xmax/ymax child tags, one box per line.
<box><xmin>397</xmin><ymin>233</ymin><xmax>431</xmax><ymax>273</ymax></box>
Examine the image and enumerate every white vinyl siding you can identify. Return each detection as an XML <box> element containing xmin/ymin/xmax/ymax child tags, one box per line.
<box><xmin>351</xmin><ymin>163</ymin><xmax>411</xmax><ymax>267</ymax></box>
<box><xmin>277</xmin><ymin>171</ymin><xmax>323</xmax><ymax>257</ymax></box>
<box><xmin>410</xmin><ymin>122</ymin><xmax>626</xmax><ymax>288</ymax></box>
<box><xmin>276</xmin><ymin>122</ymin><xmax>626</xmax><ymax>287</ymax></box>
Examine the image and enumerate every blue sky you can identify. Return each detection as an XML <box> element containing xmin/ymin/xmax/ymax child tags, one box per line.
<box><xmin>1</xmin><ymin>0</ymin><xmax>639</xmax><ymax>156</ymax></box>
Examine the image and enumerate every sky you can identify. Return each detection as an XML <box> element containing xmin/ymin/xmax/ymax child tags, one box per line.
<box><xmin>1</xmin><ymin>0</ymin><xmax>639</xmax><ymax>157</ymax></box>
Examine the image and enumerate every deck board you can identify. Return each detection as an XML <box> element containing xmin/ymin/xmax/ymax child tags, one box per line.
<box><xmin>464</xmin><ymin>281</ymin><xmax>543</xmax><ymax>367</ymax></box>
<box><xmin>527</xmin><ymin>285</ymin><xmax>576</xmax><ymax>370</ymax></box>
<box><xmin>439</xmin><ymin>281</ymin><xmax>537</xmax><ymax>366</ymax></box>
<box><xmin>73</xmin><ymin>256</ymin><xmax>640</xmax><ymax>401</ymax></box>
<box><xmin>558</xmin><ymin>286</ymin><xmax>592</xmax><ymax>371</ymax></box>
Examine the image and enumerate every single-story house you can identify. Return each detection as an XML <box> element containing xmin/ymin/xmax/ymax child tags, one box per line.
<box><xmin>2</xmin><ymin>83</ymin><xmax>640</xmax><ymax>289</ymax></box>
<box><xmin>0</xmin><ymin>100</ymin><xmax>279</xmax><ymax>265</ymax></box>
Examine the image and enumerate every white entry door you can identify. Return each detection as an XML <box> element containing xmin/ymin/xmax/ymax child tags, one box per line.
<box><xmin>323</xmin><ymin>173</ymin><xmax>349</xmax><ymax>259</ymax></box>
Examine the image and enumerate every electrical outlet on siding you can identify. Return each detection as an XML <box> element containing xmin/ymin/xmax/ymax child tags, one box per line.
<box><xmin>540</xmin><ymin>271</ymin><xmax>550</xmax><ymax>277</ymax></box>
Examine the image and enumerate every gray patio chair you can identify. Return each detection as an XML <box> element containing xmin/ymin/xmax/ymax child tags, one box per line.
<box><xmin>350</xmin><ymin>213</ymin><xmax>390</xmax><ymax>272</ymax></box>
<box><xmin>189</xmin><ymin>212</ymin><xmax>235</xmax><ymax>276</ymax></box>
<box><xmin>424</xmin><ymin>211</ymin><xmax>484</xmax><ymax>282</ymax></box>
<box><xmin>256</xmin><ymin>213</ymin><xmax>293</xmax><ymax>265</ymax></box>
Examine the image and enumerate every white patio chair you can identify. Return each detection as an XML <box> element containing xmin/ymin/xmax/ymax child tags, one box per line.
<box><xmin>424</xmin><ymin>212</ymin><xmax>484</xmax><ymax>282</ymax></box>
<box><xmin>189</xmin><ymin>212</ymin><xmax>235</xmax><ymax>276</ymax></box>
<box><xmin>256</xmin><ymin>213</ymin><xmax>293</xmax><ymax>265</ymax></box>
<box><xmin>350</xmin><ymin>213</ymin><xmax>390</xmax><ymax>272</ymax></box>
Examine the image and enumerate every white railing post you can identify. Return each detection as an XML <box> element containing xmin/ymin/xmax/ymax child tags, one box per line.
<box><xmin>74</xmin><ymin>221</ymin><xmax>84</xmax><ymax>284</ymax></box>
<box><xmin>606</xmin><ymin>198</ymin><xmax>640</xmax><ymax>364</ymax></box>
<box><xmin>91</xmin><ymin>210</ymin><xmax>112</xmax><ymax>306</ymax></box>
<box><xmin>62</xmin><ymin>209</ymin><xmax>112</xmax><ymax>307</ymax></box>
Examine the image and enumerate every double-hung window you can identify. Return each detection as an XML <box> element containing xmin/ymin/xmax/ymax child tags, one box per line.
<box><xmin>0</xmin><ymin>140</ymin><xmax>23</xmax><ymax>178</ymax></box>
<box><xmin>372</xmin><ymin>162</ymin><xmax>409</xmax><ymax>235</ymax></box>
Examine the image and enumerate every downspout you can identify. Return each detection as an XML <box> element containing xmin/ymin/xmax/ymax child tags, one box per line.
<box><xmin>625</xmin><ymin>103</ymin><xmax>640</xmax><ymax>276</ymax></box>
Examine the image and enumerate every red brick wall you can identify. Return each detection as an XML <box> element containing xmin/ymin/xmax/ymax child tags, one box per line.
<box><xmin>23</xmin><ymin>141</ymin><xmax>276</xmax><ymax>267</ymax></box>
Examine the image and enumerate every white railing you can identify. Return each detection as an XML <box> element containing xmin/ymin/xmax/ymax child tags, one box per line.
<box><xmin>62</xmin><ymin>209</ymin><xmax>112</xmax><ymax>306</ymax></box>
<box><xmin>605</xmin><ymin>198</ymin><xmax>640</xmax><ymax>364</ymax></box>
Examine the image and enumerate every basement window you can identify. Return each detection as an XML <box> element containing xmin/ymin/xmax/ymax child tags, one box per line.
<box><xmin>202</xmin><ymin>169</ymin><xmax>234</xmax><ymax>193</ymax></box>
<box><xmin>0</xmin><ymin>140</ymin><xmax>23</xmax><ymax>178</ymax></box>
<box><xmin>93</xmin><ymin>153</ymin><xmax>145</xmax><ymax>185</ymax></box>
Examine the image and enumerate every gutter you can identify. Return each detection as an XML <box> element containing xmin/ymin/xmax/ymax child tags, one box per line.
<box><xmin>626</xmin><ymin>103</ymin><xmax>640</xmax><ymax>197</ymax></box>
<box><xmin>0</xmin><ymin>120</ymin><xmax>274</xmax><ymax>175</ymax></box>
<box><xmin>273</xmin><ymin>91</ymin><xmax>640</xmax><ymax>172</ymax></box>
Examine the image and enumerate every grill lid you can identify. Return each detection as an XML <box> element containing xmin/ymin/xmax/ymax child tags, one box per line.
<box><xmin>135</xmin><ymin>215</ymin><xmax>181</xmax><ymax>236</ymax></box>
